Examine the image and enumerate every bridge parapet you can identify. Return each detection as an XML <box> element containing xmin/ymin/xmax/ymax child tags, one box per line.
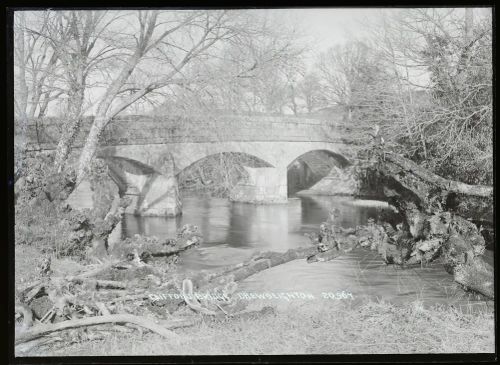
<box><xmin>20</xmin><ymin>114</ymin><xmax>367</xmax><ymax>151</ymax></box>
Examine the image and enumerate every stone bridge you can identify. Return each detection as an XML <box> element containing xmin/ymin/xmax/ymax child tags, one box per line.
<box><xmin>23</xmin><ymin>113</ymin><xmax>366</xmax><ymax>216</ymax></box>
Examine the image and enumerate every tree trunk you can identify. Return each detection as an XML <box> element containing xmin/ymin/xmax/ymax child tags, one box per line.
<box><xmin>76</xmin><ymin>49</ymin><xmax>145</xmax><ymax>184</ymax></box>
<box><xmin>185</xmin><ymin>246</ymin><xmax>318</xmax><ymax>291</ymax></box>
<box><xmin>54</xmin><ymin>84</ymin><xmax>85</xmax><ymax>171</ymax></box>
<box><xmin>370</xmin><ymin>151</ymin><xmax>493</xmax><ymax>223</ymax></box>
<box><xmin>76</xmin><ymin>115</ymin><xmax>109</xmax><ymax>184</ymax></box>
<box><xmin>14</xmin><ymin>13</ymin><xmax>29</xmax><ymax>181</ymax></box>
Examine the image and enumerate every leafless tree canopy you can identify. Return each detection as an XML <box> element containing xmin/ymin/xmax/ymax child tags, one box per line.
<box><xmin>14</xmin><ymin>8</ymin><xmax>492</xmax><ymax>185</ymax></box>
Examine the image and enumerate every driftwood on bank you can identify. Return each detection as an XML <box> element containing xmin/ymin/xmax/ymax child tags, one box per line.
<box><xmin>66</xmin><ymin>277</ymin><xmax>128</xmax><ymax>290</ymax></box>
<box><xmin>15</xmin><ymin>229</ymin><xmax>341</xmax><ymax>347</ymax></box>
<box><xmin>15</xmin><ymin>314</ymin><xmax>184</xmax><ymax>345</ymax></box>
<box><xmin>14</xmin><ymin>225</ymin><xmax>205</xmax><ymax>348</ymax></box>
<box><xmin>108</xmin><ymin>224</ymin><xmax>202</xmax><ymax>262</ymax></box>
<box><xmin>185</xmin><ymin>246</ymin><xmax>318</xmax><ymax>290</ymax></box>
<box><xmin>169</xmin><ymin>246</ymin><xmax>320</xmax><ymax>316</ymax></box>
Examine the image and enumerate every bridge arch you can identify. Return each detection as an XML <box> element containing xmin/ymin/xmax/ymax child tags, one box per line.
<box><xmin>178</xmin><ymin>151</ymin><xmax>274</xmax><ymax>175</ymax></box>
<box><xmin>94</xmin><ymin>141</ymin><xmax>359</xmax><ymax>214</ymax></box>
<box><xmin>286</xmin><ymin>149</ymin><xmax>351</xmax><ymax>196</ymax></box>
<box><xmin>177</xmin><ymin>152</ymin><xmax>275</xmax><ymax>195</ymax></box>
<box><xmin>104</xmin><ymin>156</ymin><xmax>158</xmax><ymax>194</ymax></box>
<box><xmin>286</xmin><ymin>149</ymin><xmax>350</xmax><ymax>170</ymax></box>
<box><xmin>99</xmin><ymin>154</ymin><xmax>181</xmax><ymax>217</ymax></box>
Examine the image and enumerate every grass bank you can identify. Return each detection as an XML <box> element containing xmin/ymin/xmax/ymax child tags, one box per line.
<box><xmin>22</xmin><ymin>299</ymin><xmax>494</xmax><ymax>356</ymax></box>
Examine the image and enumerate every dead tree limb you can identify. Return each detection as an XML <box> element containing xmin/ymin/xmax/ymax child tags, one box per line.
<box><xmin>383</xmin><ymin>153</ymin><xmax>492</xmax><ymax>197</ymax></box>
<box><xmin>187</xmin><ymin>246</ymin><xmax>318</xmax><ymax>289</ymax></box>
<box><xmin>66</xmin><ymin>277</ymin><xmax>127</xmax><ymax>289</ymax></box>
<box><xmin>15</xmin><ymin>314</ymin><xmax>183</xmax><ymax>345</ymax></box>
<box><xmin>370</xmin><ymin>151</ymin><xmax>493</xmax><ymax>223</ymax></box>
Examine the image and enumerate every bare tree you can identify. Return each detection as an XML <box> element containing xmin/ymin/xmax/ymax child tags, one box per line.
<box><xmin>161</xmin><ymin>14</ymin><xmax>308</xmax><ymax>115</ymax></box>
<box><xmin>46</xmin><ymin>11</ymin><xmax>119</xmax><ymax>170</ymax></box>
<box><xmin>297</xmin><ymin>72</ymin><xmax>326</xmax><ymax>114</ymax></box>
<box><xmin>74</xmin><ymin>10</ymin><xmax>229</xmax><ymax>183</ymax></box>
<box><xmin>14</xmin><ymin>9</ymin><xmax>312</xmax><ymax>185</ymax></box>
<box><xmin>370</xmin><ymin>8</ymin><xmax>492</xmax><ymax>183</ymax></box>
<box><xmin>315</xmin><ymin>40</ymin><xmax>394</xmax><ymax>123</ymax></box>
<box><xmin>14</xmin><ymin>12</ymin><xmax>63</xmax><ymax>180</ymax></box>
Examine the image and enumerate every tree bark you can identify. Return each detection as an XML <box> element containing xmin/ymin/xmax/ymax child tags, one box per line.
<box><xmin>370</xmin><ymin>151</ymin><xmax>493</xmax><ymax>223</ymax></box>
<box><xmin>53</xmin><ymin>86</ymin><xmax>85</xmax><ymax>171</ymax></box>
<box><xmin>185</xmin><ymin>246</ymin><xmax>318</xmax><ymax>290</ymax></box>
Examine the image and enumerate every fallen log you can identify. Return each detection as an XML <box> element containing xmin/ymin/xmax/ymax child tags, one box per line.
<box><xmin>169</xmin><ymin>246</ymin><xmax>320</xmax><ymax>316</ymax></box>
<box><xmin>370</xmin><ymin>151</ymin><xmax>493</xmax><ymax>223</ymax></box>
<box><xmin>15</xmin><ymin>314</ymin><xmax>183</xmax><ymax>345</ymax></box>
<box><xmin>382</xmin><ymin>153</ymin><xmax>492</xmax><ymax>197</ymax></box>
<box><xmin>187</xmin><ymin>246</ymin><xmax>318</xmax><ymax>289</ymax></box>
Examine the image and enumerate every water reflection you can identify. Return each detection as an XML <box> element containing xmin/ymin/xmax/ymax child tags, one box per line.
<box><xmin>120</xmin><ymin>195</ymin><xmax>392</xmax><ymax>270</ymax></box>
<box><xmin>118</xmin><ymin>194</ymin><xmax>490</xmax><ymax>309</ymax></box>
<box><xmin>121</xmin><ymin>195</ymin><xmax>387</xmax><ymax>250</ymax></box>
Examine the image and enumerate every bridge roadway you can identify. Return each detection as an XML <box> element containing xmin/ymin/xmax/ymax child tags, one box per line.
<box><xmin>22</xmin><ymin>114</ymin><xmax>365</xmax><ymax>216</ymax></box>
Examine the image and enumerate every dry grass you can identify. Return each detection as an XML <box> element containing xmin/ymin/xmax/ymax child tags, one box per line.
<box><xmin>23</xmin><ymin>299</ymin><xmax>494</xmax><ymax>356</ymax></box>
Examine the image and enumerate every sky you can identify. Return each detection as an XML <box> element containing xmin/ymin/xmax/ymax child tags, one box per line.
<box><xmin>274</xmin><ymin>7</ymin><xmax>492</xmax><ymax>67</ymax></box>
<box><xmin>277</xmin><ymin>8</ymin><xmax>387</xmax><ymax>65</ymax></box>
<box><xmin>285</xmin><ymin>8</ymin><xmax>382</xmax><ymax>49</ymax></box>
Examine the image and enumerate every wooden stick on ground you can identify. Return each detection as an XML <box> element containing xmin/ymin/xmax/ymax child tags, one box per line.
<box><xmin>15</xmin><ymin>314</ymin><xmax>183</xmax><ymax>345</ymax></box>
<box><xmin>66</xmin><ymin>277</ymin><xmax>127</xmax><ymax>289</ymax></box>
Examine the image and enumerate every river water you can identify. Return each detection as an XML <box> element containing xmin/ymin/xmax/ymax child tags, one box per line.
<box><xmin>117</xmin><ymin>194</ymin><xmax>492</xmax><ymax>311</ymax></box>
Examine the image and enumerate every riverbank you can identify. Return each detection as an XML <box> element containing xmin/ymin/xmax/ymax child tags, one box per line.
<box><xmin>20</xmin><ymin>298</ymin><xmax>494</xmax><ymax>356</ymax></box>
<box><xmin>15</xmin><ymin>231</ymin><xmax>495</xmax><ymax>356</ymax></box>
<box><xmin>14</xmin><ymin>192</ymin><xmax>494</xmax><ymax>356</ymax></box>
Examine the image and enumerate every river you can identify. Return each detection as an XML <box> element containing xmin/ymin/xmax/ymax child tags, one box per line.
<box><xmin>115</xmin><ymin>194</ymin><xmax>492</xmax><ymax>311</ymax></box>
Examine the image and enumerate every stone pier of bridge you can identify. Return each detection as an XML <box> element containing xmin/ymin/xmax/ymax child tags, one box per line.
<box><xmin>121</xmin><ymin>173</ymin><xmax>182</xmax><ymax>217</ymax></box>
<box><xmin>69</xmin><ymin>162</ymin><xmax>290</xmax><ymax>216</ymax></box>
<box><xmin>229</xmin><ymin>167</ymin><xmax>288</xmax><ymax>204</ymax></box>
<box><xmin>97</xmin><ymin>152</ymin><xmax>183</xmax><ymax>217</ymax></box>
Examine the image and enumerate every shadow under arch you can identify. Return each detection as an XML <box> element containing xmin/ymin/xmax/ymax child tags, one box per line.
<box><xmin>287</xmin><ymin>149</ymin><xmax>350</xmax><ymax>170</ymax></box>
<box><xmin>286</xmin><ymin>149</ymin><xmax>351</xmax><ymax>196</ymax></box>
<box><xmin>178</xmin><ymin>151</ymin><xmax>274</xmax><ymax>175</ymax></box>
<box><xmin>177</xmin><ymin>152</ymin><xmax>274</xmax><ymax>197</ymax></box>
<box><xmin>102</xmin><ymin>156</ymin><xmax>158</xmax><ymax>194</ymax></box>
